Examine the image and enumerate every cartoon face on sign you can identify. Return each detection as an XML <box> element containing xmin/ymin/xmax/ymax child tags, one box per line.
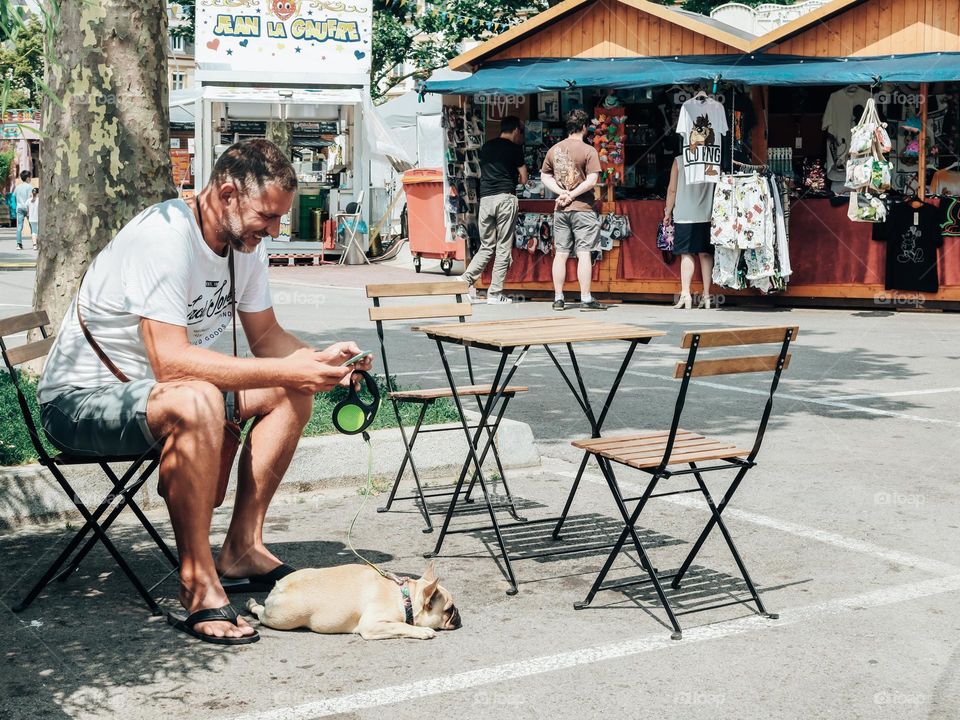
<box><xmin>269</xmin><ymin>0</ymin><xmax>298</xmax><ymax>20</ymax></box>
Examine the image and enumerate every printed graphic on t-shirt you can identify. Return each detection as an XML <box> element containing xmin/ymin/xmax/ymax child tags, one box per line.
<box><xmin>940</xmin><ymin>197</ymin><xmax>960</xmax><ymax>237</ymax></box>
<box><xmin>896</xmin><ymin>227</ymin><xmax>925</xmax><ymax>264</ymax></box>
<box><xmin>188</xmin><ymin>279</ymin><xmax>234</xmax><ymax>344</ymax></box>
<box><xmin>684</xmin><ymin>114</ymin><xmax>721</xmax><ymax>176</ymax></box>
<box><xmin>552</xmin><ymin>147</ymin><xmax>583</xmax><ymax>192</ymax></box>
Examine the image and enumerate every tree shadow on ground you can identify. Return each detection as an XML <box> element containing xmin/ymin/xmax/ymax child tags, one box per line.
<box><xmin>0</xmin><ymin>523</ymin><xmax>393</xmax><ymax>720</ymax></box>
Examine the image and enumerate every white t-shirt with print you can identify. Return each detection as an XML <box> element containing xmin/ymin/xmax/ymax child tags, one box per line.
<box><xmin>822</xmin><ymin>86</ymin><xmax>871</xmax><ymax>181</ymax></box>
<box><xmin>38</xmin><ymin>199</ymin><xmax>272</xmax><ymax>403</ymax></box>
<box><xmin>677</xmin><ymin>97</ymin><xmax>729</xmax><ymax>184</ymax></box>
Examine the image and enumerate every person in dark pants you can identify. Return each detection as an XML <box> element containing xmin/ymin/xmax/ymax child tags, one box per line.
<box><xmin>460</xmin><ymin>116</ymin><xmax>528</xmax><ymax>305</ymax></box>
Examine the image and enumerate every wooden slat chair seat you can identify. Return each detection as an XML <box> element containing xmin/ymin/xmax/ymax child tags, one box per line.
<box><xmin>573</xmin><ymin>430</ymin><xmax>751</xmax><ymax>470</ymax></box>
<box><xmin>0</xmin><ymin>309</ymin><xmax>177</xmax><ymax>616</ymax></box>
<box><xmin>573</xmin><ymin>325</ymin><xmax>798</xmax><ymax>640</ymax></box>
<box><xmin>367</xmin><ymin>281</ymin><xmax>528</xmax><ymax>532</ymax></box>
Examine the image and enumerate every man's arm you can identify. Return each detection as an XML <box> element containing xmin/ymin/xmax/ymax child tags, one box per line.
<box><xmin>140</xmin><ymin>318</ymin><xmax>352</xmax><ymax>394</ymax></box>
<box><xmin>564</xmin><ymin>172</ymin><xmax>599</xmax><ymax>201</ymax></box>
<box><xmin>239</xmin><ymin>307</ymin><xmax>375</xmax><ymax>371</ymax></box>
<box><xmin>518</xmin><ymin>165</ymin><xmax>529</xmax><ymax>186</ymax></box>
<box><xmin>540</xmin><ymin>172</ymin><xmax>565</xmax><ymax>197</ymax></box>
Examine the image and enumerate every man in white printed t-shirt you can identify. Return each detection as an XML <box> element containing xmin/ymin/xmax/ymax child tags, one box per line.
<box><xmin>38</xmin><ymin>139</ymin><xmax>373</xmax><ymax>645</ymax></box>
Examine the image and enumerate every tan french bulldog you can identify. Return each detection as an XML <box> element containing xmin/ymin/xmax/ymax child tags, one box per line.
<box><xmin>246</xmin><ymin>561</ymin><xmax>461</xmax><ymax>640</ymax></box>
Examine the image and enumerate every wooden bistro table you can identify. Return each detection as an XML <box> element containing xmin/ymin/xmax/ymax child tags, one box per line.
<box><xmin>413</xmin><ymin>315</ymin><xmax>665</xmax><ymax>595</ymax></box>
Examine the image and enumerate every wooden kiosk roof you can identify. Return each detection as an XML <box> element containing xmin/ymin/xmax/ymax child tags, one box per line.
<box><xmin>450</xmin><ymin>0</ymin><xmax>960</xmax><ymax>71</ymax></box>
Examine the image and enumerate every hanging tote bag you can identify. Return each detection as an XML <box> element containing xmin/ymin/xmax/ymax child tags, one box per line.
<box><xmin>850</xmin><ymin>98</ymin><xmax>883</xmax><ymax>156</ymax></box>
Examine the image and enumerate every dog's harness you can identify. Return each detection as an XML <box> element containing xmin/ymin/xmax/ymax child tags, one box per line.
<box><xmin>383</xmin><ymin>571</ymin><xmax>415</xmax><ymax>625</ymax></box>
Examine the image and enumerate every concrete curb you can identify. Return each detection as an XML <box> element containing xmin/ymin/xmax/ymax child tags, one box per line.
<box><xmin>0</xmin><ymin>416</ymin><xmax>541</xmax><ymax>530</ymax></box>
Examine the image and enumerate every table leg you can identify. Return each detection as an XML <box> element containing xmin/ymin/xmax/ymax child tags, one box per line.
<box><xmin>425</xmin><ymin>342</ymin><xmax>523</xmax><ymax>594</ymax></box>
<box><xmin>552</xmin><ymin>341</ymin><xmax>639</xmax><ymax>539</ymax></box>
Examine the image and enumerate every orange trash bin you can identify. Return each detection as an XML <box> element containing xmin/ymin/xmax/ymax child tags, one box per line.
<box><xmin>401</xmin><ymin>168</ymin><xmax>464</xmax><ymax>275</ymax></box>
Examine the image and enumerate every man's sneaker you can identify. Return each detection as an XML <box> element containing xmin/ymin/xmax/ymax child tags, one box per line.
<box><xmin>487</xmin><ymin>294</ymin><xmax>513</xmax><ymax>305</ymax></box>
<box><xmin>552</xmin><ymin>299</ymin><xmax>565</xmax><ymax>311</ymax></box>
<box><xmin>580</xmin><ymin>300</ymin><xmax>608</xmax><ymax>311</ymax></box>
<box><xmin>456</xmin><ymin>275</ymin><xmax>480</xmax><ymax>302</ymax></box>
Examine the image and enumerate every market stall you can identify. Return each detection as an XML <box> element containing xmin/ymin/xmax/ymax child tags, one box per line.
<box><xmin>425</xmin><ymin>0</ymin><xmax>960</xmax><ymax>306</ymax></box>
<box><xmin>187</xmin><ymin>0</ymin><xmax>406</xmax><ymax>263</ymax></box>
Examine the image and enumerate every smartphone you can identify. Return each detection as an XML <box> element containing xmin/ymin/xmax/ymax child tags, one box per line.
<box><xmin>342</xmin><ymin>351</ymin><xmax>372</xmax><ymax>367</ymax></box>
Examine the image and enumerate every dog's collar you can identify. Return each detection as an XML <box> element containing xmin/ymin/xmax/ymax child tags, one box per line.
<box><xmin>383</xmin><ymin>570</ymin><xmax>415</xmax><ymax>625</ymax></box>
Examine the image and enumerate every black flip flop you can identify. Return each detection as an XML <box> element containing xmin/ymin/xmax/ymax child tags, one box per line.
<box><xmin>167</xmin><ymin>604</ymin><xmax>259</xmax><ymax>645</ymax></box>
<box><xmin>221</xmin><ymin>563</ymin><xmax>296</xmax><ymax>594</ymax></box>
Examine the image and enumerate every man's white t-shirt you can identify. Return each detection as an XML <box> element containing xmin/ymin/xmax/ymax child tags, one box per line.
<box><xmin>38</xmin><ymin>199</ymin><xmax>272</xmax><ymax>404</ymax></box>
<box><xmin>677</xmin><ymin>96</ymin><xmax>729</xmax><ymax>185</ymax></box>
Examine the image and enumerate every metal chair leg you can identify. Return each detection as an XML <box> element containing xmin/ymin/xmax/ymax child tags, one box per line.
<box><xmin>377</xmin><ymin>402</ymin><xmax>434</xmax><ymax>532</ymax></box>
<box><xmin>672</xmin><ymin>464</ymin><xmax>750</xmax><ymax>590</ymax></box>
<box><xmin>575</xmin><ymin>471</ymin><xmax>683</xmax><ymax>639</ymax></box>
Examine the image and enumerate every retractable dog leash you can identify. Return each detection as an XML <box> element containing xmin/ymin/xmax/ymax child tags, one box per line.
<box><xmin>335</xmin><ymin>371</ymin><xmax>403</xmax><ymax>583</ymax></box>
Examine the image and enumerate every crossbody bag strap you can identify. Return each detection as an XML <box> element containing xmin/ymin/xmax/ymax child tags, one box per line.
<box><xmin>76</xmin><ymin>272</ymin><xmax>130</xmax><ymax>383</ymax></box>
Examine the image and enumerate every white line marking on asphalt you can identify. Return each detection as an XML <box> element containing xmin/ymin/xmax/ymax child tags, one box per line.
<box><xmin>224</xmin><ymin>573</ymin><xmax>960</xmax><ymax>720</ymax></box>
<box><xmin>820</xmin><ymin>387</ymin><xmax>960</xmax><ymax>401</ymax></box>
<box><xmin>581</xmin><ymin>365</ymin><xmax>960</xmax><ymax>428</ymax></box>
<box><xmin>553</xmin><ymin>467</ymin><xmax>959</xmax><ymax>575</ymax></box>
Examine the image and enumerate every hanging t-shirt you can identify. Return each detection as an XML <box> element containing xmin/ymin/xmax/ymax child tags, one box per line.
<box><xmin>38</xmin><ymin>200</ymin><xmax>272</xmax><ymax>403</ymax></box>
<box><xmin>939</xmin><ymin>196</ymin><xmax>960</xmax><ymax>238</ymax></box>
<box><xmin>930</xmin><ymin>169</ymin><xmax>960</xmax><ymax>196</ymax></box>
<box><xmin>676</xmin><ymin>96</ymin><xmax>728</xmax><ymax>184</ymax></box>
<box><xmin>873</xmin><ymin>201</ymin><xmax>943</xmax><ymax>293</ymax></box>
<box><xmin>822</xmin><ymin>86</ymin><xmax>871</xmax><ymax>182</ymax></box>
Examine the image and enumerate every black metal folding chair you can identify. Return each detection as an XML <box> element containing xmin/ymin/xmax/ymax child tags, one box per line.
<box><xmin>0</xmin><ymin>310</ymin><xmax>177</xmax><ymax>616</ymax></box>
<box><xmin>571</xmin><ymin>325</ymin><xmax>797</xmax><ymax>639</ymax></box>
<box><xmin>366</xmin><ymin>281</ymin><xmax>528</xmax><ymax>533</ymax></box>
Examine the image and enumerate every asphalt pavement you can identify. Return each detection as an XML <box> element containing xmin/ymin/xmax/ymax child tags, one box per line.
<box><xmin>1</xmin><ymin>253</ymin><xmax>959</xmax><ymax>720</ymax></box>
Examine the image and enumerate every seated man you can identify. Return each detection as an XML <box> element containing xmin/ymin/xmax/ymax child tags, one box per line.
<box><xmin>37</xmin><ymin>139</ymin><xmax>372</xmax><ymax>645</ymax></box>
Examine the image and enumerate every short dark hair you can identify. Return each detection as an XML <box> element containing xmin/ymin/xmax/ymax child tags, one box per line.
<box><xmin>19</xmin><ymin>170</ymin><xmax>30</xmax><ymax>182</ymax></box>
<box><xmin>500</xmin><ymin>116</ymin><xmax>522</xmax><ymax>134</ymax></box>
<box><xmin>565</xmin><ymin>109</ymin><xmax>589</xmax><ymax>135</ymax></box>
<box><xmin>209</xmin><ymin>139</ymin><xmax>297</xmax><ymax>196</ymax></box>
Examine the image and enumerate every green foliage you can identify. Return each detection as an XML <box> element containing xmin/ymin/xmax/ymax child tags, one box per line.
<box><xmin>0</xmin><ymin>370</ymin><xmax>54</xmax><ymax>466</ymax></box>
<box><xmin>168</xmin><ymin>0</ymin><xmax>196</xmax><ymax>43</ymax></box>
<box><xmin>372</xmin><ymin>0</ymin><xmax>546</xmax><ymax>102</ymax></box>
<box><xmin>0</xmin><ymin>16</ymin><xmax>44</xmax><ymax>108</ymax></box>
<box><xmin>0</xmin><ymin>371</ymin><xmax>459</xmax><ymax>466</ymax></box>
<box><xmin>0</xmin><ymin>148</ymin><xmax>14</xmax><ymax>186</ymax></box>
<box><xmin>304</xmin><ymin>373</ymin><xmax>459</xmax><ymax>436</ymax></box>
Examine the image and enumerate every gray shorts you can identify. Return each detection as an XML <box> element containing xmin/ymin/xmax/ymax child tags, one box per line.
<box><xmin>553</xmin><ymin>210</ymin><xmax>601</xmax><ymax>254</ymax></box>
<box><xmin>40</xmin><ymin>380</ymin><xmax>239</xmax><ymax>458</ymax></box>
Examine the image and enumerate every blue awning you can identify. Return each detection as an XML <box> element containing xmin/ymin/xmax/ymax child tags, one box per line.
<box><xmin>424</xmin><ymin>53</ymin><xmax>960</xmax><ymax>95</ymax></box>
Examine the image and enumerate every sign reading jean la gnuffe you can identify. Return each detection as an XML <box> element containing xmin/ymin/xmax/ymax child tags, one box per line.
<box><xmin>196</xmin><ymin>0</ymin><xmax>372</xmax><ymax>76</ymax></box>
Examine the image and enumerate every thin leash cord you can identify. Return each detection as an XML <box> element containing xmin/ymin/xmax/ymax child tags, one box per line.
<box><xmin>346</xmin><ymin>432</ymin><xmax>390</xmax><ymax>579</ymax></box>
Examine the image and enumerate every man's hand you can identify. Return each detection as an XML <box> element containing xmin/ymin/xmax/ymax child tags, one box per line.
<box><xmin>556</xmin><ymin>192</ymin><xmax>573</xmax><ymax>209</ymax></box>
<box><xmin>316</xmin><ymin>342</ymin><xmax>375</xmax><ymax>373</ymax></box>
<box><xmin>280</xmin><ymin>348</ymin><xmax>355</xmax><ymax>394</ymax></box>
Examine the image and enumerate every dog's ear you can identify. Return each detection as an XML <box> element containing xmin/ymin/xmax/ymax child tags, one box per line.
<box><xmin>420</xmin><ymin>561</ymin><xmax>440</xmax><ymax>607</ymax></box>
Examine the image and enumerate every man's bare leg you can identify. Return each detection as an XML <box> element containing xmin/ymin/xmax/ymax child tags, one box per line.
<box><xmin>576</xmin><ymin>250</ymin><xmax>592</xmax><ymax>299</ymax></box>
<box><xmin>553</xmin><ymin>251</ymin><xmax>569</xmax><ymax>299</ymax></box>
<box><xmin>216</xmin><ymin>386</ymin><xmax>313</xmax><ymax>579</ymax></box>
<box><xmin>148</xmin><ymin>380</ymin><xmax>254</xmax><ymax>640</ymax></box>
